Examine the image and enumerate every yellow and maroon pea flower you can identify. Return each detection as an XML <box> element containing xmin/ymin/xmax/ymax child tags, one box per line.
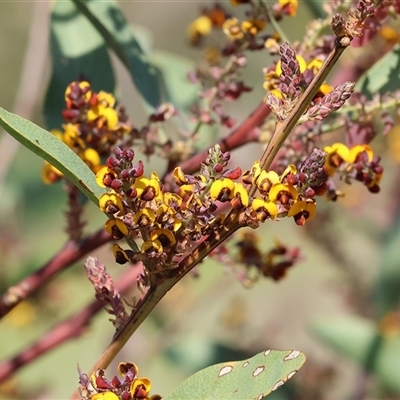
<box><xmin>287</xmin><ymin>200</ymin><xmax>316</xmax><ymax>226</ymax></box>
<box><xmin>91</xmin><ymin>391</ymin><xmax>119</xmax><ymax>400</ymax></box>
<box><xmin>173</xmin><ymin>167</ymin><xmax>188</xmax><ymax>186</ymax></box>
<box><xmin>348</xmin><ymin>144</ymin><xmax>373</xmax><ymax>163</ymax></box>
<box><xmin>187</xmin><ymin>16</ymin><xmax>212</xmax><ymax>45</ymax></box>
<box><xmin>269</xmin><ymin>183</ymin><xmax>298</xmax><ymax>206</ymax></box>
<box><xmin>130</xmin><ymin>377</ymin><xmax>152</xmax><ymax>400</ymax></box>
<box><xmin>313</xmin><ymin>83</ymin><xmax>333</xmax><ymax>103</ymax></box>
<box><xmin>99</xmin><ymin>190</ymin><xmax>124</xmax><ymax>214</ymax></box>
<box><xmin>132</xmin><ymin>208</ymin><xmax>156</xmax><ymax>228</ymax></box>
<box><xmin>141</xmin><ymin>239</ymin><xmax>163</xmax><ymax>255</ymax></box>
<box><xmin>105</xmin><ymin>218</ymin><xmax>129</xmax><ymax>240</ymax></box>
<box><xmin>231</xmin><ymin>182</ymin><xmax>249</xmax><ymax>209</ymax></box>
<box><xmin>278</xmin><ymin>0</ymin><xmax>298</xmax><ymax>16</ymax></box>
<box><xmin>87</xmin><ymin>91</ymin><xmax>118</xmax><ymax>130</ymax></box>
<box><xmin>222</xmin><ymin>18</ymin><xmax>244</xmax><ymax>41</ymax></box>
<box><xmin>42</xmin><ymin>161</ymin><xmax>63</xmax><ymax>184</ymax></box>
<box><xmin>262</xmin><ymin>69</ymin><xmax>280</xmax><ymax>93</ymax></box>
<box><xmin>118</xmin><ymin>361</ymin><xmax>139</xmax><ymax>378</ymax></box>
<box><xmin>63</xmin><ymin>123</ymin><xmax>85</xmax><ymax>150</ymax></box>
<box><xmin>242</xmin><ymin>161</ymin><xmax>263</xmax><ymax>185</ymax></box>
<box><xmin>280</xmin><ymin>164</ymin><xmax>297</xmax><ymax>182</ymax></box>
<box><xmin>79</xmin><ymin>148</ymin><xmax>101</xmax><ymax>172</ymax></box>
<box><xmin>256</xmin><ymin>170</ymin><xmax>280</xmax><ymax>194</ymax></box>
<box><xmin>96</xmin><ymin>166</ymin><xmax>118</xmax><ymax>188</ymax></box>
<box><xmin>251</xmin><ymin>198</ymin><xmax>278</xmax><ymax>222</ymax></box>
<box><xmin>307</xmin><ymin>58</ymin><xmax>323</xmax><ymax>74</ymax></box>
<box><xmin>323</xmin><ymin>143</ymin><xmax>350</xmax><ymax>176</ymax></box>
<box><xmin>150</xmin><ymin>228</ymin><xmax>176</xmax><ymax>249</ymax></box>
<box><xmin>134</xmin><ymin>173</ymin><xmax>161</xmax><ymax>201</ymax></box>
<box><xmin>164</xmin><ymin>192</ymin><xmax>183</xmax><ymax>209</ymax></box>
<box><xmin>210</xmin><ymin>178</ymin><xmax>235</xmax><ymax>202</ymax></box>
<box><xmin>112</xmin><ymin>244</ymin><xmax>134</xmax><ymax>265</ymax></box>
<box><xmin>241</xmin><ymin>19</ymin><xmax>266</xmax><ymax>36</ymax></box>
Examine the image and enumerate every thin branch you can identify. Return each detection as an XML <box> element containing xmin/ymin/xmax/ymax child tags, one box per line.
<box><xmin>0</xmin><ymin>229</ymin><xmax>111</xmax><ymax>318</ymax></box>
<box><xmin>0</xmin><ymin>265</ymin><xmax>139</xmax><ymax>383</ymax></box>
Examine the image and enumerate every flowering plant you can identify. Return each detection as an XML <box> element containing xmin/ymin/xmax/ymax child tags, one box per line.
<box><xmin>1</xmin><ymin>0</ymin><xmax>400</xmax><ymax>399</ymax></box>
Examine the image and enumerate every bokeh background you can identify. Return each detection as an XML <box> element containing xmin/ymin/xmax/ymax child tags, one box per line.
<box><xmin>0</xmin><ymin>1</ymin><xmax>399</xmax><ymax>399</ymax></box>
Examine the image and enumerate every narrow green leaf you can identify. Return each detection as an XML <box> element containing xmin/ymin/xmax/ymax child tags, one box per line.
<box><xmin>44</xmin><ymin>0</ymin><xmax>116</xmax><ymax>129</ymax></box>
<box><xmin>356</xmin><ymin>44</ymin><xmax>400</xmax><ymax>97</ymax></box>
<box><xmin>163</xmin><ymin>349</ymin><xmax>306</xmax><ymax>400</ymax></box>
<box><xmin>313</xmin><ymin>316</ymin><xmax>400</xmax><ymax>393</ymax></box>
<box><xmin>72</xmin><ymin>0</ymin><xmax>161</xmax><ymax>109</ymax></box>
<box><xmin>0</xmin><ymin>107</ymin><xmax>105</xmax><ymax>205</ymax></box>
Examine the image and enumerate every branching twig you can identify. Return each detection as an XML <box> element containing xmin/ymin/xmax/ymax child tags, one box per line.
<box><xmin>0</xmin><ymin>265</ymin><xmax>139</xmax><ymax>383</ymax></box>
<box><xmin>0</xmin><ymin>229</ymin><xmax>111</xmax><ymax>318</ymax></box>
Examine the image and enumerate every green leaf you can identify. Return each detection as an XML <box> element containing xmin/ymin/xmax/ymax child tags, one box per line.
<box><xmin>356</xmin><ymin>44</ymin><xmax>400</xmax><ymax>98</ymax></box>
<box><xmin>163</xmin><ymin>349</ymin><xmax>306</xmax><ymax>400</ymax></box>
<box><xmin>312</xmin><ymin>316</ymin><xmax>400</xmax><ymax>393</ymax></box>
<box><xmin>72</xmin><ymin>0</ymin><xmax>161</xmax><ymax>109</ymax></box>
<box><xmin>0</xmin><ymin>106</ymin><xmax>105</xmax><ymax>205</ymax></box>
<box><xmin>44</xmin><ymin>0</ymin><xmax>116</xmax><ymax>129</ymax></box>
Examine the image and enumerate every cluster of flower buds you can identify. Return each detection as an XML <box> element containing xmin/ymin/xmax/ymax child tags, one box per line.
<box><xmin>84</xmin><ymin>257</ymin><xmax>130</xmax><ymax>330</ymax></box>
<box><xmin>263</xmin><ymin>42</ymin><xmax>354</xmax><ymax>122</ymax></box>
<box><xmin>78</xmin><ymin>362</ymin><xmax>161</xmax><ymax>400</ymax></box>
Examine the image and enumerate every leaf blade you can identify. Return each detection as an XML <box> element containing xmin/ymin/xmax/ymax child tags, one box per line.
<box><xmin>44</xmin><ymin>0</ymin><xmax>116</xmax><ymax>129</ymax></box>
<box><xmin>0</xmin><ymin>106</ymin><xmax>105</xmax><ymax>205</ymax></box>
<box><xmin>163</xmin><ymin>349</ymin><xmax>306</xmax><ymax>400</ymax></box>
<box><xmin>72</xmin><ymin>0</ymin><xmax>161</xmax><ymax>109</ymax></box>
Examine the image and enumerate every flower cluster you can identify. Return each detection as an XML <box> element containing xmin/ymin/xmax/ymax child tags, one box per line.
<box><xmin>187</xmin><ymin>1</ymin><xmax>298</xmax><ymax>50</ymax></box>
<box><xmin>78</xmin><ymin>362</ymin><xmax>161</xmax><ymax>400</ymax></box>
<box><xmin>235</xmin><ymin>230</ymin><xmax>301</xmax><ymax>285</ymax></box>
<box><xmin>42</xmin><ymin>81</ymin><xmax>130</xmax><ymax>184</ymax></box>
<box><xmin>97</xmin><ymin>144</ymin><xmax>331</xmax><ymax>273</ymax></box>
<box><xmin>242</xmin><ymin>147</ymin><xmax>329</xmax><ymax>226</ymax></box>
<box><xmin>323</xmin><ymin>143</ymin><xmax>384</xmax><ymax>195</ymax></box>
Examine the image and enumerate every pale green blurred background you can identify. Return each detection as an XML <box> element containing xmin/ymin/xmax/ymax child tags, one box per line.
<box><xmin>0</xmin><ymin>2</ymin><xmax>396</xmax><ymax>399</ymax></box>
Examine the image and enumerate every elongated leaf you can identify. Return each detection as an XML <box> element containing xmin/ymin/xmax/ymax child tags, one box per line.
<box><xmin>0</xmin><ymin>107</ymin><xmax>105</xmax><ymax>205</ymax></box>
<box><xmin>356</xmin><ymin>44</ymin><xmax>400</xmax><ymax>97</ymax></box>
<box><xmin>313</xmin><ymin>316</ymin><xmax>400</xmax><ymax>393</ymax></box>
<box><xmin>163</xmin><ymin>349</ymin><xmax>306</xmax><ymax>400</ymax></box>
<box><xmin>72</xmin><ymin>0</ymin><xmax>161</xmax><ymax>109</ymax></box>
<box><xmin>44</xmin><ymin>0</ymin><xmax>116</xmax><ymax>129</ymax></box>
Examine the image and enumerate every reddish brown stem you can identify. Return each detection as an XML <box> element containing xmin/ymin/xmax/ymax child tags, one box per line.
<box><xmin>0</xmin><ymin>229</ymin><xmax>111</xmax><ymax>318</ymax></box>
<box><xmin>0</xmin><ymin>265</ymin><xmax>139</xmax><ymax>383</ymax></box>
